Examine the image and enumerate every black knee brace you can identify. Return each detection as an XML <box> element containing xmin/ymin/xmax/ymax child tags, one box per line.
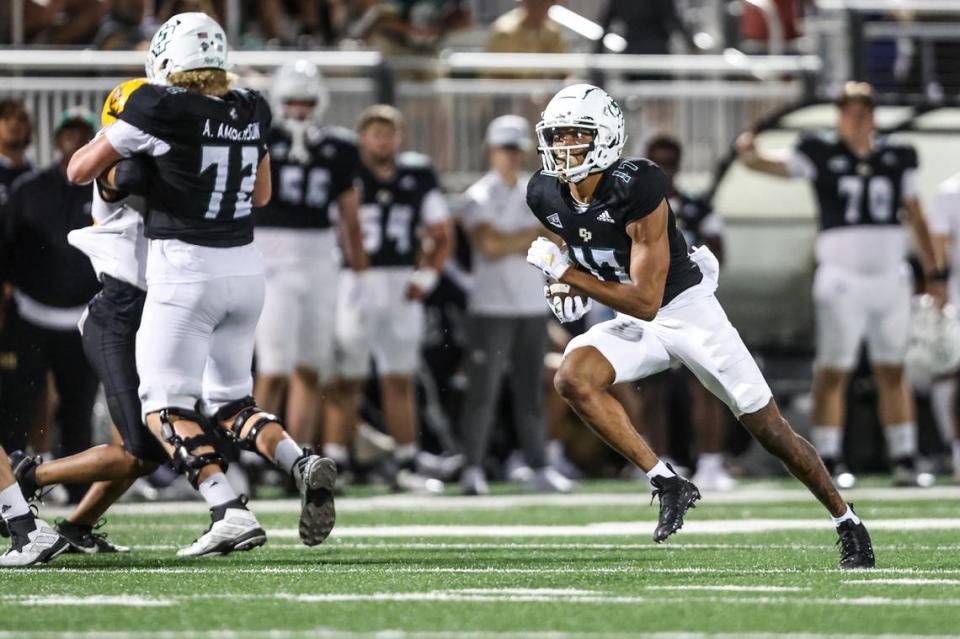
<box><xmin>214</xmin><ymin>396</ymin><xmax>284</xmax><ymax>454</ymax></box>
<box><xmin>159</xmin><ymin>408</ymin><xmax>228</xmax><ymax>489</ymax></box>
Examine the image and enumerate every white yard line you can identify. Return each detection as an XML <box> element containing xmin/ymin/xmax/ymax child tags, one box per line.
<box><xmin>92</xmin><ymin>518</ymin><xmax>960</xmax><ymax>540</ymax></box>
<box><xmin>843</xmin><ymin>578</ymin><xmax>960</xmax><ymax>586</ymax></box>
<box><xmin>8</xmin><ymin>566</ymin><xmax>960</xmax><ymax>576</ymax></box>
<box><xmin>129</xmin><ymin>542</ymin><xmax>960</xmax><ymax>552</ymax></box>
<box><xmin>39</xmin><ymin>485</ymin><xmax>960</xmax><ymax>518</ymax></box>
<box><xmin>3</xmin><ymin>633</ymin><xmax>960</xmax><ymax>639</ymax></box>
<box><xmin>653</xmin><ymin>585</ymin><xmax>810</xmax><ymax>592</ymax></box>
<box><xmin>3</xmin><ymin>590</ymin><xmax>960</xmax><ymax>607</ymax></box>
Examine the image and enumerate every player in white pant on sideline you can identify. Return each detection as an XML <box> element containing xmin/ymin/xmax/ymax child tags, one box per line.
<box><xmin>738</xmin><ymin>82</ymin><xmax>943</xmax><ymax>488</ymax></box>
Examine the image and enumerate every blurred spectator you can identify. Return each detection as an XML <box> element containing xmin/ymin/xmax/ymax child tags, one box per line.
<box><xmin>93</xmin><ymin>0</ymin><xmax>149</xmax><ymax>50</ymax></box>
<box><xmin>0</xmin><ymin>108</ymin><xmax>100</xmax><ymax>501</ymax></box>
<box><xmin>928</xmin><ymin>171</ymin><xmax>960</xmax><ymax>478</ymax></box>
<box><xmin>15</xmin><ymin>0</ymin><xmax>107</xmax><ymax>45</ymax></box>
<box><xmin>363</xmin><ymin>0</ymin><xmax>471</xmax><ymax>57</ymax></box>
<box><xmin>486</xmin><ymin>0</ymin><xmax>566</xmax><ymax>55</ymax></box>
<box><xmin>0</xmin><ymin>99</ymin><xmax>34</xmax><ymax>457</ymax></box>
<box><xmin>739</xmin><ymin>0</ymin><xmax>807</xmax><ymax>53</ymax></box>
<box><xmin>456</xmin><ymin>115</ymin><xmax>570</xmax><ymax>496</ymax></box>
<box><xmin>252</xmin><ymin>0</ymin><xmax>324</xmax><ymax>46</ymax></box>
<box><xmin>594</xmin><ymin>0</ymin><xmax>696</xmax><ymax>55</ymax></box>
<box><xmin>156</xmin><ymin>0</ymin><xmax>220</xmax><ymax>23</ymax></box>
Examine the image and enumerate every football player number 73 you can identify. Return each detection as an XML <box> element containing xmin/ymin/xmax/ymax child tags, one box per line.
<box><xmin>200</xmin><ymin>144</ymin><xmax>260</xmax><ymax>220</ymax></box>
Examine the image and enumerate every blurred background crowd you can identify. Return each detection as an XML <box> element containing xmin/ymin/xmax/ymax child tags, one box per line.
<box><xmin>3</xmin><ymin>0</ymin><xmax>960</xmax><ymax>503</ymax></box>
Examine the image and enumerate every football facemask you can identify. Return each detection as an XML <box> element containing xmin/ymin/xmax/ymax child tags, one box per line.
<box><xmin>536</xmin><ymin>83</ymin><xmax>626</xmax><ymax>183</ymax></box>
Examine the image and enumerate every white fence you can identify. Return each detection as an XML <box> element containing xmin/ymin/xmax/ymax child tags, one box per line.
<box><xmin>0</xmin><ymin>51</ymin><xmax>812</xmax><ymax>185</ymax></box>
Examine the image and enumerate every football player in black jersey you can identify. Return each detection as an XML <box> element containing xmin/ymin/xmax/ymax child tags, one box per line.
<box><xmin>737</xmin><ymin>82</ymin><xmax>942</xmax><ymax>489</ymax></box>
<box><xmin>637</xmin><ymin>134</ymin><xmax>735</xmax><ymax>491</ymax></box>
<box><xmin>253</xmin><ymin>60</ymin><xmax>366</xmax><ymax>450</ymax></box>
<box><xmin>65</xmin><ymin>12</ymin><xmax>337</xmax><ymax>557</ymax></box>
<box><xmin>326</xmin><ymin>104</ymin><xmax>452</xmax><ymax>493</ymax></box>
<box><xmin>525</xmin><ymin>84</ymin><xmax>873</xmax><ymax>567</ymax></box>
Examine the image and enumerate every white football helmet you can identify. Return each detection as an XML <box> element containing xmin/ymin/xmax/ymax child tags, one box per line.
<box><xmin>905</xmin><ymin>294</ymin><xmax>960</xmax><ymax>387</ymax></box>
<box><xmin>146</xmin><ymin>12</ymin><xmax>228</xmax><ymax>85</ymax></box>
<box><xmin>535</xmin><ymin>84</ymin><xmax>627</xmax><ymax>183</ymax></box>
<box><xmin>271</xmin><ymin>60</ymin><xmax>329</xmax><ymax>124</ymax></box>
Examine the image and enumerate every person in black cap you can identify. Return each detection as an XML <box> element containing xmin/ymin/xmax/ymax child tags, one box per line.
<box><xmin>0</xmin><ymin>107</ymin><xmax>100</xmax><ymax>501</ymax></box>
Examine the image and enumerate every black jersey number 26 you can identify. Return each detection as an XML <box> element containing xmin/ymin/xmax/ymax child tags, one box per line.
<box><xmin>200</xmin><ymin>144</ymin><xmax>259</xmax><ymax>220</ymax></box>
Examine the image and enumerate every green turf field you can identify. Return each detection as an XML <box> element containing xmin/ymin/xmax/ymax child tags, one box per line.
<box><xmin>2</xmin><ymin>480</ymin><xmax>959</xmax><ymax>639</ymax></box>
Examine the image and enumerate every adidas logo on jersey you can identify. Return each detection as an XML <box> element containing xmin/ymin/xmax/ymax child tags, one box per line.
<box><xmin>547</xmin><ymin>213</ymin><xmax>563</xmax><ymax>229</ymax></box>
<box><xmin>597</xmin><ymin>210</ymin><xmax>615</xmax><ymax>224</ymax></box>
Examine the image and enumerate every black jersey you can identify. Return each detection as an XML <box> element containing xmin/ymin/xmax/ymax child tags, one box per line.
<box><xmin>527</xmin><ymin>158</ymin><xmax>702</xmax><ymax>307</ymax></box>
<box><xmin>118</xmin><ymin>83</ymin><xmax>272</xmax><ymax>247</ymax></box>
<box><xmin>256</xmin><ymin>126</ymin><xmax>361</xmax><ymax>230</ymax></box>
<box><xmin>794</xmin><ymin>131</ymin><xmax>918</xmax><ymax>232</ymax></box>
<box><xmin>0</xmin><ymin>159</ymin><xmax>32</xmax><ymax>281</ymax></box>
<box><xmin>0</xmin><ymin>160</ymin><xmax>31</xmax><ymax>207</ymax></box>
<box><xmin>2</xmin><ymin>165</ymin><xmax>98</xmax><ymax>308</ymax></box>
<box><xmin>357</xmin><ymin>153</ymin><xmax>443</xmax><ymax>268</ymax></box>
<box><xmin>671</xmin><ymin>192</ymin><xmax>718</xmax><ymax>248</ymax></box>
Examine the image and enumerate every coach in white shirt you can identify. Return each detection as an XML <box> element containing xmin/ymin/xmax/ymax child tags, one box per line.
<box><xmin>929</xmin><ymin>171</ymin><xmax>960</xmax><ymax>477</ymax></box>
<box><xmin>457</xmin><ymin>115</ymin><xmax>570</xmax><ymax>495</ymax></box>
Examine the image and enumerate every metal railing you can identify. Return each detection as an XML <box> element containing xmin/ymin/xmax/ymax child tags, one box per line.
<box><xmin>0</xmin><ymin>51</ymin><xmax>816</xmax><ymax>181</ymax></box>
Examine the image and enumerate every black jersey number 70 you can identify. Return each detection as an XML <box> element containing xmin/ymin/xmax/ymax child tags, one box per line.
<box><xmin>199</xmin><ymin>144</ymin><xmax>259</xmax><ymax>220</ymax></box>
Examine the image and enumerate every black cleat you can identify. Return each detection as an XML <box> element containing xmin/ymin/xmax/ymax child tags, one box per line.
<box><xmin>56</xmin><ymin>519</ymin><xmax>130</xmax><ymax>554</ymax></box>
<box><xmin>650</xmin><ymin>471</ymin><xmax>701</xmax><ymax>543</ymax></box>
<box><xmin>9</xmin><ymin>451</ymin><xmax>42</xmax><ymax>501</ymax></box>
<box><xmin>292</xmin><ymin>455</ymin><xmax>337</xmax><ymax>546</ymax></box>
<box><xmin>836</xmin><ymin>507</ymin><xmax>875</xmax><ymax>569</ymax></box>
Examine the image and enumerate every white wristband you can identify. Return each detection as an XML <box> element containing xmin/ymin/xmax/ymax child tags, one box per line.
<box><xmin>409</xmin><ymin>268</ymin><xmax>440</xmax><ymax>294</ymax></box>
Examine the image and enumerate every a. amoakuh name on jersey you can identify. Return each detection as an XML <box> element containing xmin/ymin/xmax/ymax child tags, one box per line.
<box><xmin>527</xmin><ymin>157</ymin><xmax>702</xmax><ymax>306</ymax></box>
<box><xmin>788</xmin><ymin>131</ymin><xmax>918</xmax><ymax>273</ymax></box>
<box><xmin>357</xmin><ymin>153</ymin><xmax>446</xmax><ymax>268</ymax></box>
<box><xmin>256</xmin><ymin>126</ymin><xmax>361</xmax><ymax>230</ymax></box>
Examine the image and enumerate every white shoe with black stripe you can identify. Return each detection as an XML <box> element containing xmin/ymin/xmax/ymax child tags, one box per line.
<box><xmin>0</xmin><ymin>516</ymin><xmax>70</xmax><ymax>567</ymax></box>
<box><xmin>177</xmin><ymin>500</ymin><xmax>266</xmax><ymax>558</ymax></box>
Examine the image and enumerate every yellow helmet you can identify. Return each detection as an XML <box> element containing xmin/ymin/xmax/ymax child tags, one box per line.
<box><xmin>101</xmin><ymin>78</ymin><xmax>148</xmax><ymax>127</ymax></box>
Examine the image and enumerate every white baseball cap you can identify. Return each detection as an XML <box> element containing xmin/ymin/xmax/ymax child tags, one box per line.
<box><xmin>485</xmin><ymin>114</ymin><xmax>532</xmax><ymax>150</ymax></box>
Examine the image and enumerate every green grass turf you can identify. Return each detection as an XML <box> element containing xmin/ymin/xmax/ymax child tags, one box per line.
<box><xmin>2</xmin><ymin>480</ymin><xmax>958</xmax><ymax>638</ymax></box>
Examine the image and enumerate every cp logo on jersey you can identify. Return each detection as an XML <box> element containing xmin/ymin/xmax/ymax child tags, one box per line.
<box><xmin>579</xmin><ymin>228</ymin><xmax>592</xmax><ymax>242</ymax></box>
